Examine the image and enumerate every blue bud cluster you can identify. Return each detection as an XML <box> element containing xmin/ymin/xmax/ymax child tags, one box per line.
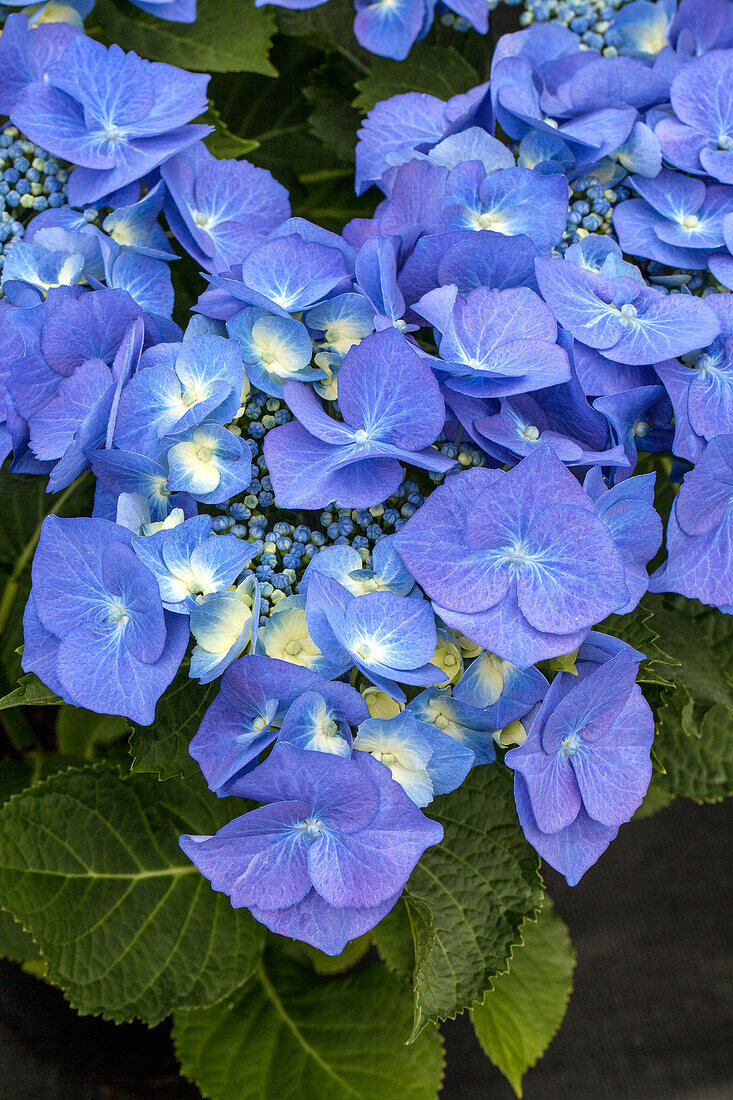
<box><xmin>0</xmin><ymin>124</ymin><xmax>70</xmax><ymax>273</ymax></box>
<box><xmin>213</xmin><ymin>388</ymin><xmax>485</xmax><ymax>618</ymax></box>
<box><xmin>518</xmin><ymin>0</ymin><xmax>630</xmax><ymax>53</ymax></box>
<box><xmin>561</xmin><ymin>175</ymin><xmax>631</xmax><ymax>249</ymax></box>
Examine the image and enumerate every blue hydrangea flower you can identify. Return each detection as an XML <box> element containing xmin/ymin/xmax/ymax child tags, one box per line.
<box><xmin>102</xmin><ymin>181</ymin><xmax>177</xmax><ymax>262</ymax></box>
<box><xmin>614</xmin><ymin>170</ymin><xmax>733</xmax><ymax>269</ymax></box>
<box><xmin>394</xmin><ymin>448</ymin><xmax>659</xmax><ymax>667</ymax></box>
<box><xmin>669</xmin><ymin>0</ymin><xmax>733</xmax><ymax>55</ymax></box>
<box><xmin>264</xmin><ymin>328</ymin><xmax>456</xmax><ymax>509</ymax></box>
<box><xmin>259</xmin><ymin>594</ymin><xmax>350</xmax><ymax>678</ymax></box>
<box><xmin>1</xmin><ymin>238</ymin><xmax>84</xmax><ymax>304</ymax></box>
<box><xmin>305</xmin><ymin>572</ymin><xmax>445</xmax><ymax>701</ymax></box>
<box><xmin>190</xmin><ymin>657</ymin><xmax>369</xmax><ymax>792</ymax></box>
<box><xmin>165</xmin><ymin>420</ymin><xmax>252</xmax><ymax>505</ymax></box>
<box><xmin>277</xmin><ymin>684</ymin><xmax>369</xmax><ymax>757</ymax></box>
<box><xmin>405</xmin><ymin>688</ymin><xmax>503</xmax><ymax>766</ymax></box>
<box><xmin>189</xmin><ymin>576</ymin><xmax>260</xmax><ymax>684</ymax></box>
<box><xmin>416</xmin><ymin>284</ymin><xmax>571</xmax><ymax>398</ymax></box>
<box><xmin>655</xmin><ymin>50</ymin><xmax>733</xmax><ymax>185</ymax></box>
<box><xmin>604</xmin><ymin>0</ymin><xmax>674</xmax><ymax>56</ymax></box>
<box><xmin>189</xmin><ymin>654</ymin><xmax>336</xmax><ymax>791</ymax></box>
<box><xmin>593</xmin><ymin>384</ymin><xmax>673</xmax><ymax>476</ymax></box>
<box><xmin>354</xmin><ymin>84</ymin><xmax>491</xmax><ymax>194</ymax></box>
<box><xmin>131</xmin><ymin>513</ymin><xmax>252</xmax><ymax>614</ymax></box>
<box><xmin>300</xmin><ymin>535</ymin><xmax>414</xmax><ymax>598</ymax></box>
<box><xmin>534</xmin><ymin>252</ymin><xmax>719</xmax><ymax>365</ymax></box>
<box><xmin>468</xmin><ymin>392</ymin><xmax>630</xmax><ymax>470</ymax></box>
<box><xmin>452</xmin><ymin>650</ymin><xmax>549</xmax><ymax>730</ymax></box>
<box><xmin>506</xmin><ymin>650</ymin><xmax>654</xmax><ymax>885</ymax></box>
<box><xmin>353</xmin><ymin>710</ymin><xmax>474</xmax><ymax>806</ymax></box>
<box><xmin>161</xmin><ymin>141</ymin><xmax>290</xmax><ymax>273</ymax></box>
<box><xmin>653</xmin><ymin>294</ymin><xmax>733</xmax><ymax>464</ymax></box>
<box><xmin>11</xmin><ymin>34</ymin><xmax>210</xmax><ymax>205</ymax></box>
<box><xmin>5</xmin><ymin>287</ymin><xmax>145</xmax><ymax>477</ymax></box>
<box><xmin>22</xmin><ymin>515</ymin><xmax>188</xmax><ymax>723</ymax></box>
<box><xmin>180</xmin><ymin>742</ymin><xmax>443</xmax><ymax>955</ymax></box>
<box><xmin>442</xmin><ymin>165</ymin><xmax>568</xmax><ymax>250</ymax></box>
<box><xmin>227</xmin><ymin>309</ymin><xmax>317</xmax><ymax>399</ymax></box>
<box><xmin>114</xmin><ymin>334</ymin><xmax>244</xmax><ymax>456</ymax></box>
<box><xmin>0</xmin><ymin>13</ymin><xmax>78</xmax><ymax>117</ymax></box>
<box><xmin>649</xmin><ymin>433</ymin><xmax>733</xmax><ymax>612</ymax></box>
<box><xmin>582</xmin><ymin>468</ymin><xmax>663</xmax><ymax>612</ymax></box>
<box><xmin>203</xmin><ymin>223</ymin><xmax>351</xmax><ymax>322</ymax></box>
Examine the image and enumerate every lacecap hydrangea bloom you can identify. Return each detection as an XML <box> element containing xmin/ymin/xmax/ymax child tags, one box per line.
<box><xmin>6</xmin><ymin>3</ymin><xmax>733</xmax><ymax>978</ymax></box>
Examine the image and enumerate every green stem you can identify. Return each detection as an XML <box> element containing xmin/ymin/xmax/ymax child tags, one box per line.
<box><xmin>251</xmin><ymin>122</ymin><xmax>309</xmax><ymax>145</ymax></box>
<box><xmin>298</xmin><ymin>167</ymin><xmax>354</xmax><ymax>183</ymax></box>
<box><xmin>336</xmin><ymin>45</ymin><xmax>370</xmax><ymax>76</ymax></box>
<box><xmin>0</xmin><ymin>475</ymin><xmax>87</xmax><ymax>638</ymax></box>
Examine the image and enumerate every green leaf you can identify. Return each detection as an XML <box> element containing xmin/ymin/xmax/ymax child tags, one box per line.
<box><xmin>56</xmin><ymin>706</ymin><xmax>130</xmax><ymax>759</ymax></box>
<box><xmin>201</xmin><ymin>103</ymin><xmax>260</xmax><ymax>158</ymax></box>
<box><xmin>94</xmin><ymin>0</ymin><xmax>277</xmax><ymax>75</ymax></box>
<box><xmin>404</xmin><ymin>765</ymin><xmax>543</xmax><ymax>1033</ymax></box>
<box><xmin>173</xmin><ymin>954</ymin><xmax>445</xmax><ymax>1099</ymax></box>
<box><xmin>653</xmin><ymin>687</ymin><xmax>733</xmax><ymax>803</ymax></box>
<box><xmin>128</xmin><ymin>666</ymin><xmax>217</xmax><ymax>780</ymax></box>
<box><xmin>304</xmin><ymin>60</ymin><xmax>362</xmax><ymax>163</ymax></box>
<box><xmin>0</xmin><ymin>761</ymin><xmax>37</xmax><ymax>965</ymax></box>
<box><xmin>353</xmin><ymin>45</ymin><xmax>480</xmax><ymax>112</ymax></box>
<box><xmin>0</xmin><ymin>907</ymin><xmax>38</xmax><ymax>965</ymax></box>
<box><xmin>371</xmin><ymin>897</ymin><xmax>415</xmax><ymax>979</ymax></box>
<box><xmin>643</xmin><ymin>596</ymin><xmax>733</xmax><ymax>720</ymax></box>
<box><xmin>0</xmin><ymin>760</ymin><xmax>32</xmax><ymax>805</ymax></box>
<box><xmin>0</xmin><ymin>673</ymin><xmax>60</xmax><ymax>711</ymax></box>
<box><xmin>600</xmin><ymin>601</ymin><xmax>677</xmax><ymax>685</ymax></box>
<box><xmin>0</xmin><ymin>765</ymin><xmax>264</xmax><ymax>1022</ymax></box>
<box><xmin>470</xmin><ymin>902</ymin><xmax>575</xmax><ymax>1097</ymax></box>
<box><xmin>276</xmin><ymin>0</ymin><xmax>371</xmax><ymax>65</ymax></box>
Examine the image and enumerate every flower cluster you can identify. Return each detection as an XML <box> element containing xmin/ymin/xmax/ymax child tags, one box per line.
<box><xmin>4</xmin><ymin>2</ymin><xmax>731</xmax><ymax>957</ymax></box>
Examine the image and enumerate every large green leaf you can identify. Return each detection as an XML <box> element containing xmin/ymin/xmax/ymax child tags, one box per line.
<box><xmin>173</xmin><ymin>953</ymin><xmax>445</xmax><ymax>1099</ymax></box>
<box><xmin>353</xmin><ymin>45</ymin><xmax>480</xmax><ymax>112</ymax></box>
<box><xmin>94</xmin><ymin>0</ymin><xmax>277</xmax><ymax>75</ymax></box>
<box><xmin>404</xmin><ymin>764</ymin><xmax>543</xmax><ymax>1033</ymax></box>
<box><xmin>0</xmin><ymin>760</ymin><xmax>37</xmax><ymax>964</ymax></box>
<box><xmin>128</xmin><ymin>666</ymin><xmax>217</xmax><ymax>780</ymax></box>
<box><xmin>470</xmin><ymin>902</ymin><xmax>575</xmax><ymax>1097</ymax></box>
<box><xmin>0</xmin><ymin>765</ymin><xmax>264</xmax><ymax>1022</ymax></box>
<box><xmin>653</xmin><ymin>687</ymin><xmax>733</xmax><ymax>803</ymax></box>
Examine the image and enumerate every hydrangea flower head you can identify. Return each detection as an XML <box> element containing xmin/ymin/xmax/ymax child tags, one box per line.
<box><xmin>506</xmin><ymin>650</ymin><xmax>654</xmax><ymax>885</ymax></box>
<box><xmin>180</xmin><ymin>742</ymin><xmax>443</xmax><ymax>954</ymax></box>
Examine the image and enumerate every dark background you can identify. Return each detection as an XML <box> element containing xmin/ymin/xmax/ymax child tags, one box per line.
<box><xmin>0</xmin><ymin>796</ymin><xmax>731</xmax><ymax>1099</ymax></box>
